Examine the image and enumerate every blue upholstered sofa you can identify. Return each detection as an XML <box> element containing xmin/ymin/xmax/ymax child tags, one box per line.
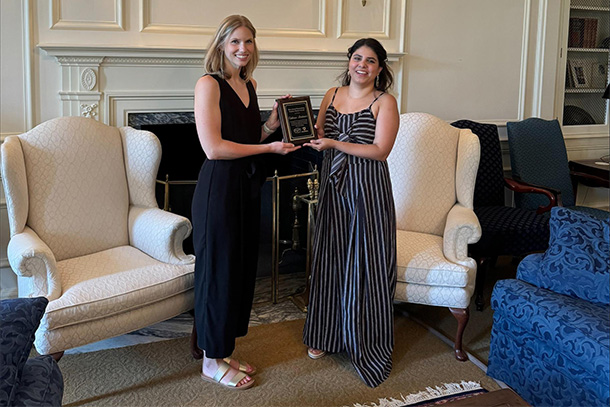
<box><xmin>487</xmin><ymin>207</ymin><xmax>609</xmax><ymax>407</ymax></box>
<box><xmin>0</xmin><ymin>297</ymin><xmax>63</xmax><ymax>406</ymax></box>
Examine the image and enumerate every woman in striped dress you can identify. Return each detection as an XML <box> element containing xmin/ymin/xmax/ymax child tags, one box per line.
<box><xmin>303</xmin><ymin>38</ymin><xmax>399</xmax><ymax>388</ymax></box>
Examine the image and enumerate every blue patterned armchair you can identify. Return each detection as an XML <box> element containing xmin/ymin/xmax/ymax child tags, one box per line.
<box><xmin>487</xmin><ymin>207</ymin><xmax>609</xmax><ymax>406</ymax></box>
<box><xmin>0</xmin><ymin>297</ymin><xmax>63</xmax><ymax>406</ymax></box>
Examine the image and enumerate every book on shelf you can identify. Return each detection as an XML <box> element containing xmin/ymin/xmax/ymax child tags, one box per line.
<box><xmin>566</xmin><ymin>61</ymin><xmax>575</xmax><ymax>88</ymax></box>
<box><xmin>568</xmin><ymin>17</ymin><xmax>599</xmax><ymax>49</ymax></box>
<box><xmin>569</xmin><ymin>17</ymin><xmax>584</xmax><ymax>48</ymax></box>
<box><xmin>583</xmin><ymin>18</ymin><xmax>598</xmax><ymax>48</ymax></box>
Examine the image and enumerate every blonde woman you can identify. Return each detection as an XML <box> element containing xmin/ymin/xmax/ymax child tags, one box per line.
<box><xmin>191</xmin><ymin>15</ymin><xmax>298</xmax><ymax>390</ymax></box>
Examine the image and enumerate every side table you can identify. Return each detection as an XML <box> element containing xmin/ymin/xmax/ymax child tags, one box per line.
<box><xmin>568</xmin><ymin>159</ymin><xmax>610</xmax><ymax>189</ymax></box>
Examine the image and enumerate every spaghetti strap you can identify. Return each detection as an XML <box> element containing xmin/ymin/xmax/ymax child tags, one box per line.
<box><xmin>368</xmin><ymin>92</ymin><xmax>385</xmax><ymax>109</ymax></box>
<box><xmin>329</xmin><ymin>87</ymin><xmax>339</xmax><ymax>107</ymax></box>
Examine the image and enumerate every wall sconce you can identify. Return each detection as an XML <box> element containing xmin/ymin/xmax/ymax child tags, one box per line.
<box><xmin>362</xmin><ymin>0</ymin><xmax>366</xmax><ymax>5</ymax></box>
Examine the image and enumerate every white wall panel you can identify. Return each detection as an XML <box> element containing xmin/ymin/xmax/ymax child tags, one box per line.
<box><xmin>338</xmin><ymin>0</ymin><xmax>391</xmax><ymax>39</ymax></box>
<box><xmin>37</xmin><ymin>0</ymin><xmax>403</xmax><ymax>52</ymax></box>
<box><xmin>141</xmin><ymin>0</ymin><xmax>327</xmax><ymax>37</ymax></box>
<box><xmin>50</xmin><ymin>0</ymin><xmax>124</xmax><ymax>30</ymax></box>
<box><xmin>403</xmin><ymin>0</ymin><xmax>528</xmax><ymax>122</ymax></box>
<box><xmin>1</xmin><ymin>2</ymin><xmax>26</xmax><ymax>133</ymax></box>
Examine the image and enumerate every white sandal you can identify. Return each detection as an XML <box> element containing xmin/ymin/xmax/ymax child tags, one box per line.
<box><xmin>201</xmin><ymin>361</ymin><xmax>255</xmax><ymax>390</ymax></box>
<box><xmin>307</xmin><ymin>348</ymin><xmax>327</xmax><ymax>359</ymax></box>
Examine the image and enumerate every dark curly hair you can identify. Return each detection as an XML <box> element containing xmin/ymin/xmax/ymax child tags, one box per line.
<box><xmin>338</xmin><ymin>38</ymin><xmax>393</xmax><ymax>92</ymax></box>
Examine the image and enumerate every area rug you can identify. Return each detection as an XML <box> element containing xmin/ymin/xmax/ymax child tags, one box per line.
<box><xmin>59</xmin><ymin>315</ymin><xmax>499</xmax><ymax>406</ymax></box>
<box><xmin>353</xmin><ymin>381</ymin><xmax>487</xmax><ymax>407</ymax></box>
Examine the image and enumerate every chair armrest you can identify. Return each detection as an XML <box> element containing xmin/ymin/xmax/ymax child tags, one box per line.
<box><xmin>443</xmin><ymin>203</ymin><xmax>481</xmax><ymax>266</ymax></box>
<box><xmin>505</xmin><ymin>176</ymin><xmax>562</xmax><ymax>213</ymax></box>
<box><xmin>128</xmin><ymin>206</ymin><xmax>195</xmax><ymax>265</ymax></box>
<box><xmin>7</xmin><ymin>227</ymin><xmax>60</xmax><ymax>300</ymax></box>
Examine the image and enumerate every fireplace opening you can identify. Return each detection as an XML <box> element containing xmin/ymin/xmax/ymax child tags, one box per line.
<box><xmin>133</xmin><ymin>112</ymin><xmax>322</xmax><ymax>278</ymax></box>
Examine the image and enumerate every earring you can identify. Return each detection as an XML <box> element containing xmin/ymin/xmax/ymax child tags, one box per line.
<box><xmin>375</xmin><ymin>75</ymin><xmax>379</xmax><ymax>88</ymax></box>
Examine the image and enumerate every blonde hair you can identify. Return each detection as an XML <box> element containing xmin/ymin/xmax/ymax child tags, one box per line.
<box><xmin>204</xmin><ymin>15</ymin><xmax>259</xmax><ymax>81</ymax></box>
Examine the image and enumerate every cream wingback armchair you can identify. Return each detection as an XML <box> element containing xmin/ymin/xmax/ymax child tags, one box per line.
<box><xmin>387</xmin><ymin>113</ymin><xmax>481</xmax><ymax>361</ymax></box>
<box><xmin>1</xmin><ymin>116</ymin><xmax>195</xmax><ymax>359</ymax></box>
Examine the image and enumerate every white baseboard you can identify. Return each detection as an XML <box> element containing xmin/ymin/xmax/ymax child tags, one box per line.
<box><xmin>0</xmin><ymin>287</ymin><xmax>18</xmax><ymax>300</ymax></box>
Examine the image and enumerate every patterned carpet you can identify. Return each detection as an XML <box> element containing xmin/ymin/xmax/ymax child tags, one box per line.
<box><xmin>55</xmin><ymin>258</ymin><xmax>513</xmax><ymax>406</ymax></box>
<box><xmin>59</xmin><ymin>316</ymin><xmax>500</xmax><ymax>407</ymax></box>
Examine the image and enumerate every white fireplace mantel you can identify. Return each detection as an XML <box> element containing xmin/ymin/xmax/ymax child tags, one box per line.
<box><xmin>39</xmin><ymin>44</ymin><xmax>405</xmax><ymax>66</ymax></box>
<box><xmin>38</xmin><ymin>44</ymin><xmax>406</xmax><ymax>126</ymax></box>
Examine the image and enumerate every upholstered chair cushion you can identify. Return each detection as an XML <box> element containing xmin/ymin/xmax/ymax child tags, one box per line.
<box><xmin>38</xmin><ymin>247</ymin><xmax>192</xmax><ymax>331</ymax></box>
<box><xmin>0</xmin><ymin>297</ymin><xmax>48</xmax><ymax>406</ymax></box>
<box><xmin>396</xmin><ymin>231</ymin><xmax>470</xmax><ymax>288</ymax></box>
<box><xmin>18</xmin><ymin>117</ymin><xmax>129</xmax><ymax>261</ymax></box>
<box><xmin>389</xmin><ymin>113</ymin><xmax>460</xmax><ymax>236</ymax></box>
<box><xmin>470</xmin><ymin>205</ymin><xmax>549</xmax><ymax>257</ymax></box>
<box><xmin>32</xmin><ymin>246</ymin><xmax>193</xmax><ymax>354</ymax></box>
<box><xmin>519</xmin><ymin>207</ymin><xmax>610</xmax><ymax>305</ymax></box>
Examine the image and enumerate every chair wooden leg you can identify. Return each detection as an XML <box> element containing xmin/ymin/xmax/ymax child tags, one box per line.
<box><xmin>449</xmin><ymin>307</ymin><xmax>469</xmax><ymax>361</ymax></box>
<box><xmin>189</xmin><ymin>309</ymin><xmax>203</xmax><ymax>360</ymax></box>
<box><xmin>50</xmin><ymin>351</ymin><xmax>64</xmax><ymax>362</ymax></box>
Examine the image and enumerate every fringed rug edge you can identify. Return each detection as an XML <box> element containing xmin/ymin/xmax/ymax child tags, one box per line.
<box><xmin>351</xmin><ymin>380</ymin><xmax>483</xmax><ymax>407</ymax></box>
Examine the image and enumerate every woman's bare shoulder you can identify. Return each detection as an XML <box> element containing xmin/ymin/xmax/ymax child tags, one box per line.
<box><xmin>196</xmin><ymin>74</ymin><xmax>218</xmax><ymax>87</ymax></box>
<box><xmin>378</xmin><ymin>92</ymin><xmax>397</xmax><ymax>109</ymax></box>
<box><xmin>195</xmin><ymin>75</ymin><xmax>220</xmax><ymax>96</ymax></box>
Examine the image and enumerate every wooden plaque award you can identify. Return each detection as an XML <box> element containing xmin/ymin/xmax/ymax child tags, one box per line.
<box><xmin>276</xmin><ymin>96</ymin><xmax>316</xmax><ymax>145</ymax></box>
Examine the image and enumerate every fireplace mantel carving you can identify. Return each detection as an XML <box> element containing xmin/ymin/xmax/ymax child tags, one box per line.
<box><xmin>38</xmin><ymin>44</ymin><xmax>405</xmax><ymax>126</ymax></box>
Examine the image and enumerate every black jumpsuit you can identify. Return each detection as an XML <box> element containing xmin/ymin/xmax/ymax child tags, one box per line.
<box><xmin>192</xmin><ymin>74</ymin><xmax>263</xmax><ymax>359</ymax></box>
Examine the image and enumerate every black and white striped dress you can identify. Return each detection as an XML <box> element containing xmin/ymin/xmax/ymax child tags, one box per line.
<box><xmin>303</xmin><ymin>89</ymin><xmax>397</xmax><ymax>388</ymax></box>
